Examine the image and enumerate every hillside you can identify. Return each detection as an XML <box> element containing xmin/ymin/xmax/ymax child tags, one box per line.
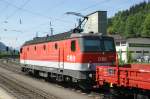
<box><xmin>0</xmin><ymin>42</ymin><xmax>15</xmax><ymax>52</ymax></box>
<box><xmin>0</xmin><ymin>42</ymin><xmax>19</xmax><ymax>58</ymax></box>
<box><xmin>107</xmin><ymin>2</ymin><xmax>150</xmax><ymax>38</ymax></box>
<box><xmin>0</xmin><ymin>42</ymin><xmax>7</xmax><ymax>51</ymax></box>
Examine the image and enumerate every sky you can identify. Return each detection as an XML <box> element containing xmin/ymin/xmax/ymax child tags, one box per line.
<box><xmin>0</xmin><ymin>0</ymin><xmax>147</xmax><ymax>48</ymax></box>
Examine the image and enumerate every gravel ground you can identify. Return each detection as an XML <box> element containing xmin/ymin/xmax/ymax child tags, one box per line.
<box><xmin>0</xmin><ymin>87</ymin><xmax>16</xmax><ymax>99</ymax></box>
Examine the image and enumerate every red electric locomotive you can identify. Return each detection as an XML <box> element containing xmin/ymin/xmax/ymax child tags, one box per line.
<box><xmin>20</xmin><ymin>32</ymin><xmax>116</xmax><ymax>88</ymax></box>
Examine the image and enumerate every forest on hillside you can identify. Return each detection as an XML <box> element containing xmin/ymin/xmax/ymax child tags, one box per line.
<box><xmin>107</xmin><ymin>2</ymin><xmax>150</xmax><ymax>38</ymax></box>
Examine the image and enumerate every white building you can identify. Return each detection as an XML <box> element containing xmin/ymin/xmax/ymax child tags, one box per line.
<box><xmin>110</xmin><ymin>35</ymin><xmax>150</xmax><ymax>63</ymax></box>
<box><xmin>83</xmin><ymin>11</ymin><xmax>107</xmax><ymax>35</ymax></box>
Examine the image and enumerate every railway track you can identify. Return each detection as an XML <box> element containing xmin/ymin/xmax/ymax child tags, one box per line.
<box><xmin>0</xmin><ymin>59</ymin><xmax>21</xmax><ymax>74</ymax></box>
<box><xmin>0</xmin><ymin>74</ymin><xmax>57</xmax><ymax>99</ymax></box>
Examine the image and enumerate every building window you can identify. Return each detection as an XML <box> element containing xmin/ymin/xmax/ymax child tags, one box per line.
<box><xmin>129</xmin><ymin>51</ymin><xmax>135</xmax><ymax>53</ymax></box>
<box><xmin>55</xmin><ymin>43</ymin><xmax>58</xmax><ymax>49</ymax></box>
<box><xmin>143</xmin><ymin>51</ymin><xmax>149</xmax><ymax>53</ymax></box>
<box><xmin>116</xmin><ymin>42</ymin><xmax>120</xmax><ymax>46</ymax></box>
<box><xmin>121</xmin><ymin>41</ymin><xmax>126</xmax><ymax>46</ymax></box>
<box><xmin>136</xmin><ymin>51</ymin><xmax>142</xmax><ymax>53</ymax></box>
<box><xmin>43</xmin><ymin>45</ymin><xmax>46</xmax><ymax>50</ymax></box>
<box><xmin>71</xmin><ymin>40</ymin><xmax>76</xmax><ymax>52</ymax></box>
<box><xmin>129</xmin><ymin>43</ymin><xmax>150</xmax><ymax>47</ymax></box>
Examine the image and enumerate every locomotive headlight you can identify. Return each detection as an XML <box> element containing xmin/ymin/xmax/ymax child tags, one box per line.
<box><xmin>88</xmin><ymin>63</ymin><xmax>95</xmax><ymax>70</ymax></box>
<box><xmin>88</xmin><ymin>63</ymin><xmax>90</xmax><ymax>69</ymax></box>
<box><xmin>88</xmin><ymin>61</ymin><xmax>92</xmax><ymax>69</ymax></box>
<box><xmin>89</xmin><ymin>73</ymin><xmax>92</xmax><ymax>78</ymax></box>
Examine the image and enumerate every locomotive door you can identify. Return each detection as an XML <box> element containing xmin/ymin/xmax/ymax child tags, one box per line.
<box><xmin>23</xmin><ymin>52</ymin><xmax>27</xmax><ymax>64</ymax></box>
<box><xmin>58</xmin><ymin>48</ymin><xmax>64</xmax><ymax>72</ymax></box>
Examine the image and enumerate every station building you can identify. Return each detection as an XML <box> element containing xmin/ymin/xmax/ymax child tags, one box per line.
<box><xmin>110</xmin><ymin>35</ymin><xmax>150</xmax><ymax>63</ymax></box>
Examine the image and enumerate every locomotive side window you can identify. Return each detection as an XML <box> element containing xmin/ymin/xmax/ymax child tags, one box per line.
<box><xmin>34</xmin><ymin>46</ymin><xmax>36</xmax><ymax>51</ymax></box>
<box><xmin>71</xmin><ymin>40</ymin><xmax>76</xmax><ymax>52</ymax></box>
<box><xmin>27</xmin><ymin>47</ymin><xmax>29</xmax><ymax>51</ymax></box>
<box><xmin>55</xmin><ymin>43</ymin><xmax>58</xmax><ymax>49</ymax></box>
<box><xmin>43</xmin><ymin>45</ymin><xmax>46</xmax><ymax>50</ymax></box>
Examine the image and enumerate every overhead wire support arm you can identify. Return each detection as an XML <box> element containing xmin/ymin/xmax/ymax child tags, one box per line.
<box><xmin>65</xmin><ymin>12</ymin><xmax>88</xmax><ymax>33</ymax></box>
<box><xmin>65</xmin><ymin>12</ymin><xmax>87</xmax><ymax>18</ymax></box>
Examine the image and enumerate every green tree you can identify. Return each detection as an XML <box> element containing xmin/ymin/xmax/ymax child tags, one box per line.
<box><xmin>133</xmin><ymin>13</ymin><xmax>145</xmax><ymax>36</ymax></box>
<box><xmin>107</xmin><ymin>26</ymin><xmax>114</xmax><ymax>34</ymax></box>
<box><xmin>127</xmin><ymin>48</ymin><xmax>133</xmax><ymax>63</ymax></box>
<box><xmin>141</xmin><ymin>14</ymin><xmax>150</xmax><ymax>37</ymax></box>
<box><xmin>125</xmin><ymin>16</ymin><xmax>136</xmax><ymax>38</ymax></box>
<box><xmin>107</xmin><ymin>2</ymin><xmax>150</xmax><ymax>38</ymax></box>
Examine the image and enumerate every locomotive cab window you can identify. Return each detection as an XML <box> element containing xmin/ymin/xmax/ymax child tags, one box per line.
<box><xmin>82</xmin><ymin>38</ymin><xmax>102</xmax><ymax>52</ymax></box>
<box><xmin>79</xmin><ymin>37</ymin><xmax>115</xmax><ymax>52</ymax></box>
<box><xmin>103</xmin><ymin>39</ymin><xmax>115</xmax><ymax>52</ymax></box>
<box><xmin>71</xmin><ymin>40</ymin><xmax>76</xmax><ymax>52</ymax></box>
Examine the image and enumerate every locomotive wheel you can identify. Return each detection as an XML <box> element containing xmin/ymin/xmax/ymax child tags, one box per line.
<box><xmin>63</xmin><ymin>76</ymin><xmax>72</xmax><ymax>87</ymax></box>
<box><xmin>78</xmin><ymin>80</ymin><xmax>93</xmax><ymax>91</ymax></box>
<box><xmin>21</xmin><ymin>67</ymin><xmax>25</xmax><ymax>72</ymax></box>
<box><xmin>136</xmin><ymin>94</ymin><xmax>149</xmax><ymax>99</ymax></box>
<box><xmin>33</xmin><ymin>70</ymin><xmax>40</xmax><ymax>78</ymax></box>
<box><xmin>103</xmin><ymin>88</ymin><xmax>120</xmax><ymax>99</ymax></box>
<box><xmin>48</xmin><ymin>73</ymin><xmax>57</xmax><ymax>83</ymax></box>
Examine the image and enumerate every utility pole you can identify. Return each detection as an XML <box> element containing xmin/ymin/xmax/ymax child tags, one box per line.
<box><xmin>36</xmin><ymin>32</ymin><xmax>38</xmax><ymax>37</ymax></box>
<box><xmin>50</xmin><ymin>21</ymin><xmax>53</xmax><ymax>36</ymax></box>
<box><xmin>78</xmin><ymin>18</ymin><xmax>82</xmax><ymax>30</ymax></box>
<box><xmin>75</xmin><ymin>23</ymin><xmax>77</xmax><ymax>28</ymax></box>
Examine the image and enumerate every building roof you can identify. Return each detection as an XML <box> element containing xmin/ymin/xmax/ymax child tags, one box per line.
<box><xmin>86</xmin><ymin>11</ymin><xmax>107</xmax><ymax>16</ymax></box>
<box><xmin>109</xmin><ymin>34</ymin><xmax>150</xmax><ymax>42</ymax></box>
<box><xmin>108</xmin><ymin>34</ymin><xmax>126</xmax><ymax>42</ymax></box>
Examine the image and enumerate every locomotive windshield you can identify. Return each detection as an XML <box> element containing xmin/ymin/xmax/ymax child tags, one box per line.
<box><xmin>103</xmin><ymin>39</ymin><xmax>115</xmax><ymax>51</ymax></box>
<box><xmin>80</xmin><ymin>37</ymin><xmax>115</xmax><ymax>52</ymax></box>
<box><xmin>83</xmin><ymin>39</ymin><xmax>103</xmax><ymax>52</ymax></box>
